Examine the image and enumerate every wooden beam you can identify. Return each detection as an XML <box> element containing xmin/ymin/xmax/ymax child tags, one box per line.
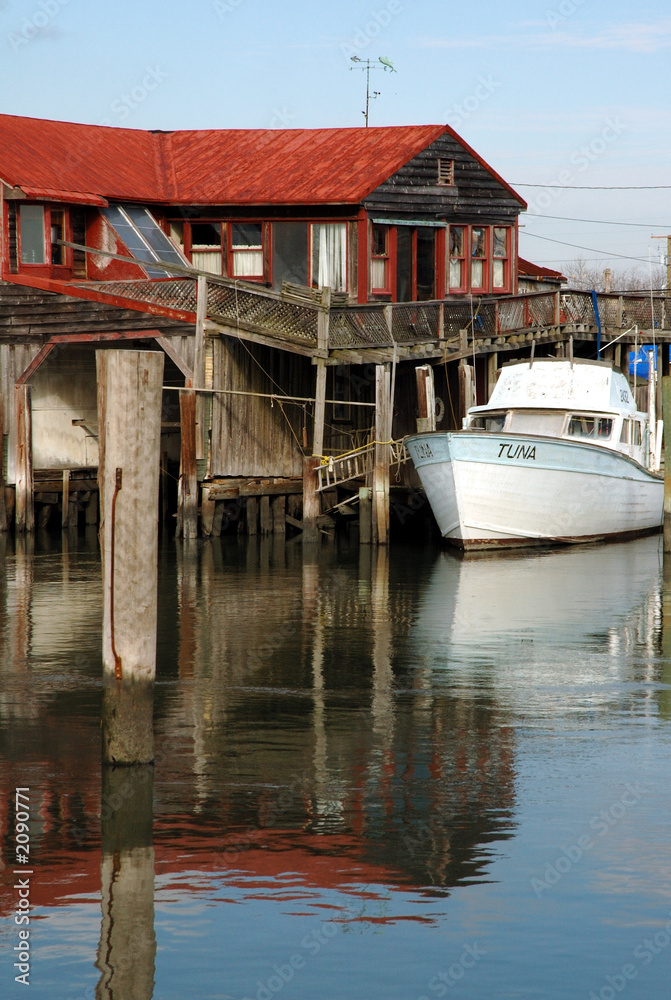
<box><xmin>155</xmin><ymin>336</ymin><xmax>194</xmax><ymax>381</ymax></box>
<box><xmin>16</xmin><ymin>343</ymin><xmax>55</xmax><ymax>384</ymax></box>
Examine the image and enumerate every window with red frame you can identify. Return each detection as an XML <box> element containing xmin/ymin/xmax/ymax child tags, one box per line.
<box><xmin>370</xmin><ymin>224</ymin><xmax>391</xmax><ymax>292</ymax></box>
<box><xmin>492</xmin><ymin>226</ymin><xmax>510</xmax><ymax>291</ymax></box>
<box><xmin>230</xmin><ymin>223</ymin><xmax>264</xmax><ymax>279</ymax></box>
<box><xmin>470</xmin><ymin>227</ymin><xmax>488</xmax><ymax>292</ymax></box>
<box><xmin>449</xmin><ymin>226</ymin><xmax>467</xmax><ymax>292</ymax></box>
<box><xmin>19</xmin><ymin>204</ymin><xmax>67</xmax><ymax>267</ymax></box>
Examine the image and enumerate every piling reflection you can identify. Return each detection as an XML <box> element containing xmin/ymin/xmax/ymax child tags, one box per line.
<box><xmin>96</xmin><ymin>766</ymin><xmax>156</xmax><ymax>1000</ymax></box>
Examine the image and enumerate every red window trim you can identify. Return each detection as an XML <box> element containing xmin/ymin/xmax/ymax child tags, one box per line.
<box><xmin>370</xmin><ymin>222</ymin><xmax>393</xmax><ymax>295</ymax></box>
<box><xmin>227</xmin><ymin>221</ymin><xmax>266</xmax><ymax>282</ymax></box>
<box><xmin>492</xmin><ymin>225</ymin><xmax>512</xmax><ymax>293</ymax></box>
<box><xmin>448</xmin><ymin>225</ymin><xmax>468</xmax><ymax>295</ymax></box>
<box><xmin>446</xmin><ymin>223</ymin><xmax>514</xmax><ymax>296</ymax></box>
<box><xmin>17</xmin><ymin>203</ymin><xmax>73</xmax><ymax>277</ymax></box>
<box><xmin>470</xmin><ymin>226</ymin><xmax>489</xmax><ymax>294</ymax></box>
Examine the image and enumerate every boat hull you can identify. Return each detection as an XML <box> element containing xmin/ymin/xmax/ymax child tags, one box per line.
<box><xmin>406</xmin><ymin>432</ymin><xmax>664</xmax><ymax>551</ymax></box>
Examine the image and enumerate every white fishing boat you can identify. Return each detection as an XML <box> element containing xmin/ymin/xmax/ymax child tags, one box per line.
<box><xmin>405</xmin><ymin>357</ymin><xmax>663</xmax><ymax>551</ymax></box>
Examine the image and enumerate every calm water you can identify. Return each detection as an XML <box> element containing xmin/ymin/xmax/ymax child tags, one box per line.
<box><xmin>1</xmin><ymin>531</ymin><xmax>671</xmax><ymax>999</ymax></box>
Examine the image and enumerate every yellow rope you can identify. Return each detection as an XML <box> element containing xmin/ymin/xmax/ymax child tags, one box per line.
<box><xmin>317</xmin><ymin>439</ymin><xmax>398</xmax><ymax>465</ymax></box>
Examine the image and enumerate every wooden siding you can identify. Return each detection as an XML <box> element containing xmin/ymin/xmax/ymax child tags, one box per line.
<box><xmin>210</xmin><ymin>336</ymin><xmax>311</xmax><ymax>478</ymax></box>
<box><xmin>0</xmin><ymin>281</ymin><xmax>192</xmax><ymax>340</ymax></box>
<box><xmin>363</xmin><ymin>134</ymin><xmax>522</xmax><ymax>222</ymax></box>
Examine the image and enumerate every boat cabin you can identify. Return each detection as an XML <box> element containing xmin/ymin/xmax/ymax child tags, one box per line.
<box><xmin>464</xmin><ymin>359</ymin><xmax>651</xmax><ymax>468</ymax></box>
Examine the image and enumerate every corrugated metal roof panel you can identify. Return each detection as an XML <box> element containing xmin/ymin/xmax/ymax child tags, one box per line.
<box><xmin>0</xmin><ymin>115</ymin><xmax>524</xmax><ymax>208</ymax></box>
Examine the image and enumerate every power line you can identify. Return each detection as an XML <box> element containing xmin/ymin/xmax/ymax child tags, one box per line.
<box><xmin>514</xmin><ymin>183</ymin><xmax>671</xmax><ymax>190</ymax></box>
<box><xmin>522</xmin><ymin>231</ymin><xmax>664</xmax><ymax>265</ymax></box>
<box><xmin>527</xmin><ymin>213</ymin><xmax>671</xmax><ymax>229</ymax></box>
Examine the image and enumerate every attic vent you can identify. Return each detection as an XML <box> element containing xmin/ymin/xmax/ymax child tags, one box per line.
<box><xmin>437</xmin><ymin>158</ymin><xmax>455</xmax><ymax>186</ymax></box>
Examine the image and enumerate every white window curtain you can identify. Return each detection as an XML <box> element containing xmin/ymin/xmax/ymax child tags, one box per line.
<box><xmin>232</xmin><ymin>248</ymin><xmax>263</xmax><ymax>276</ymax></box>
<box><xmin>313</xmin><ymin>223</ymin><xmax>347</xmax><ymax>291</ymax></box>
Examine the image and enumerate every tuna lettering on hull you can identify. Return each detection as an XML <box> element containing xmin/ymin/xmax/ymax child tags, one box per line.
<box><xmin>498</xmin><ymin>443</ymin><xmax>536</xmax><ymax>461</ymax></box>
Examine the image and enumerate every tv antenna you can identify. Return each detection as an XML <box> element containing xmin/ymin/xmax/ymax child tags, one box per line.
<box><xmin>350</xmin><ymin>56</ymin><xmax>396</xmax><ymax>127</ymax></box>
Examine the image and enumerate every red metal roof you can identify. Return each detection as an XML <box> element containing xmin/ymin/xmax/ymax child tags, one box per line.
<box><xmin>518</xmin><ymin>257</ymin><xmax>566</xmax><ymax>281</ymax></box>
<box><xmin>0</xmin><ymin>114</ymin><xmax>524</xmax><ymax>207</ymax></box>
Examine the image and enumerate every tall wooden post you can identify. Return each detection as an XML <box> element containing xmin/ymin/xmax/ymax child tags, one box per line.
<box><xmin>373</xmin><ymin>365</ymin><xmax>391</xmax><ymax>546</ymax></box>
<box><xmin>663</xmin><ymin>376</ymin><xmax>671</xmax><ymax>553</ymax></box>
<box><xmin>303</xmin><ymin>287</ymin><xmax>330</xmax><ymax>543</ymax></box>
<box><xmin>0</xmin><ymin>401</ymin><xmax>7</xmax><ymax>533</ymax></box>
<box><xmin>302</xmin><ymin>455</ymin><xmax>321</xmax><ymax>543</ymax></box>
<box><xmin>15</xmin><ymin>383</ymin><xmax>34</xmax><ymax>533</ymax></box>
<box><xmin>194</xmin><ymin>276</ymin><xmax>208</xmax><ymax>464</ymax></box>
<box><xmin>177</xmin><ymin>390</ymin><xmax>198</xmax><ymax>539</ymax></box>
<box><xmin>97</xmin><ymin>350</ymin><xmax>164</xmax><ymax>765</ymax></box>
<box><xmin>415</xmin><ymin>365</ymin><xmax>436</xmax><ymax>433</ymax></box>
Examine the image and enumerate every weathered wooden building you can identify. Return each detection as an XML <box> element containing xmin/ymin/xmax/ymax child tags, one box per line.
<box><xmin>1</xmin><ymin>114</ymin><xmax>667</xmax><ymax>540</ymax></box>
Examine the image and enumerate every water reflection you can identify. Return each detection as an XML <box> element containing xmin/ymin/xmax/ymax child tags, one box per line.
<box><xmin>0</xmin><ymin>532</ymin><xmax>670</xmax><ymax>999</ymax></box>
<box><xmin>96</xmin><ymin>767</ymin><xmax>155</xmax><ymax>1000</ymax></box>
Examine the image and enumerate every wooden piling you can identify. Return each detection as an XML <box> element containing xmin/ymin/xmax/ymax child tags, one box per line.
<box><xmin>415</xmin><ymin>365</ymin><xmax>436</xmax><ymax>433</ymax></box>
<box><xmin>359</xmin><ymin>486</ymin><xmax>372</xmax><ymax>544</ymax></box>
<box><xmin>272</xmin><ymin>494</ymin><xmax>286</xmax><ymax>535</ymax></box>
<box><xmin>302</xmin><ymin>455</ymin><xmax>321</xmax><ymax>543</ymax></box>
<box><xmin>61</xmin><ymin>470</ymin><xmax>70</xmax><ymax>529</ymax></box>
<box><xmin>0</xmin><ymin>402</ymin><xmax>7</xmax><ymax>533</ymax></box>
<box><xmin>373</xmin><ymin>365</ymin><xmax>391</xmax><ymax>545</ymax></box>
<box><xmin>15</xmin><ymin>383</ymin><xmax>34</xmax><ymax>533</ymax></box>
<box><xmin>177</xmin><ymin>390</ymin><xmax>198</xmax><ymax>539</ymax></box>
<box><xmin>663</xmin><ymin>376</ymin><xmax>671</xmax><ymax>553</ymax></box>
<box><xmin>97</xmin><ymin>350</ymin><xmax>164</xmax><ymax>765</ymax></box>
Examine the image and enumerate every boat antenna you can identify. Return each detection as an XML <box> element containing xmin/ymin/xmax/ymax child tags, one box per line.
<box><xmin>569</xmin><ymin>335</ymin><xmax>574</xmax><ymax>370</ymax></box>
<box><xmin>530</xmin><ymin>339</ymin><xmax>536</xmax><ymax>368</ymax></box>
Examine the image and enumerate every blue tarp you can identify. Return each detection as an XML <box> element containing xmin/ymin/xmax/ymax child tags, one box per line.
<box><xmin>628</xmin><ymin>345</ymin><xmax>657</xmax><ymax>381</ymax></box>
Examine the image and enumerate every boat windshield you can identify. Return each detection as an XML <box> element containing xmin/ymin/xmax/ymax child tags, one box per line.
<box><xmin>469</xmin><ymin>411</ymin><xmax>506</xmax><ymax>432</ymax></box>
<box><xmin>507</xmin><ymin>410</ymin><xmax>565</xmax><ymax>436</ymax></box>
<box><xmin>567</xmin><ymin>415</ymin><xmax>613</xmax><ymax>440</ymax></box>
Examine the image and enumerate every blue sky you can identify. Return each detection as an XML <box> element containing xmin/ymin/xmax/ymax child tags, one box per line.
<box><xmin>1</xmin><ymin>0</ymin><xmax>670</xmax><ymax>284</ymax></box>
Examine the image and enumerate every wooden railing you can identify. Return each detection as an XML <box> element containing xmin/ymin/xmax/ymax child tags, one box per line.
<box><xmin>68</xmin><ymin>274</ymin><xmax>671</xmax><ymax>354</ymax></box>
<box><xmin>316</xmin><ymin>438</ymin><xmax>409</xmax><ymax>491</ymax></box>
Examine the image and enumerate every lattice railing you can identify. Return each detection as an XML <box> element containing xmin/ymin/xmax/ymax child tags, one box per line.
<box><xmin>72</xmin><ymin>276</ymin><xmax>671</xmax><ymax>354</ymax></box>
<box><xmin>207</xmin><ymin>282</ymin><xmax>318</xmax><ymax>344</ymax></box>
<box><xmin>75</xmin><ymin>277</ymin><xmax>199</xmax><ymax>312</ymax></box>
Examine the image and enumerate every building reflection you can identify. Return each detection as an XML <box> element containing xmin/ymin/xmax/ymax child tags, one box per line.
<box><xmin>0</xmin><ymin>530</ymin><xmax>667</xmax><ymax>947</ymax></box>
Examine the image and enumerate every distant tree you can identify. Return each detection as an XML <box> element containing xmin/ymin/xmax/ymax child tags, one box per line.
<box><xmin>565</xmin><ymin>257</ymin><xmax>665</xmax><ymax>293</ymax></box>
